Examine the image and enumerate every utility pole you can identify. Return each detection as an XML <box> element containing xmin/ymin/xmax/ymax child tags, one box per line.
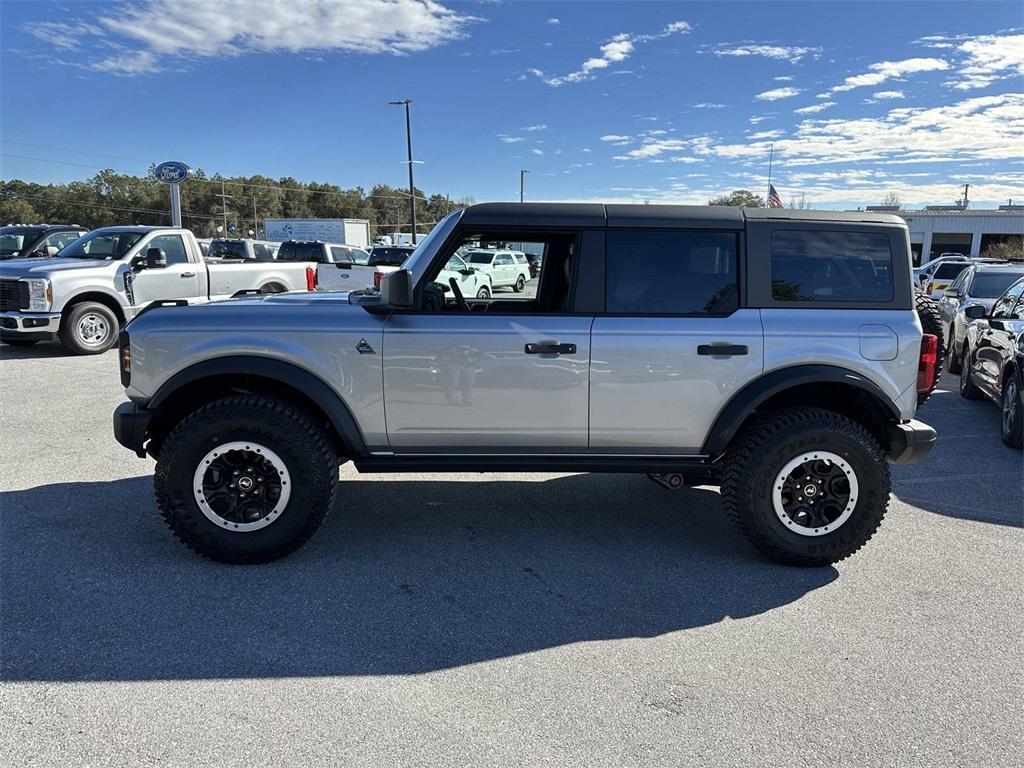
<box><xmin>961</xmin><ymin>183</ymin><xmax>970</xmax><ymax>208</ymax></box>
<box><xmin>216</xmin><ymin>180</ymin><xmax>232</xmax><ymax>234</ymax></box>
<box><xmin>252</xmin><ymin>193</ymin><xmax>258</xmax><ymax>237</ymax></box>
<box><xmin>766</xmin><ymin>143</ymin><xmax>774</xmax><ymax>207</ymax></box>
<box><xmin>388</xmin><ymin>99</ymin><xmax>417</xmax><ymax>244</ymax></box>
<box><xmin>520</xmin><ymin>169</ymin><xmax>529</xmax><ymax>203</ymax></box>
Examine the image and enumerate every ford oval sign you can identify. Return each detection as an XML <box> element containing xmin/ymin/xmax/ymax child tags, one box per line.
<box><xmin>154</xmin><ymin>161</ymin><xmax>191</xmax><ymax>184</ymax></box>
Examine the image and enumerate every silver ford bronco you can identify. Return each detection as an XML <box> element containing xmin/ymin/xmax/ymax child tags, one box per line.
<box><xmin>113</xmin><ymin>204</ymin><xmax>940</xmax><ymax>565</ymax></box>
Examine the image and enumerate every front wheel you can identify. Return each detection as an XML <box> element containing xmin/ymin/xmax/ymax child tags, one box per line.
<box><xmin>1001</xmin><ymin>375</ymin><xmax>1023</xmax><ymax>449</ymax></box>
<box><xmin>60</xmin><ymin>301</ymin><xmax>119</xmax><ymax>355</ymax></box>
<box><xmin>721</xmin><ymin>407</ymin><xmax>890</xmax><ymax>566</ymax></box>
<box><xmin>959</xmin><ymin>349</ymin><xmax>983</xmax><ymax>400</ymax></box>
<box><xmin>155</xmin><ymin>394</ymin><xmax>338</xmax><ymax>563</ymax></box>
<box><xmin>476</xmin><ymin>285</ymin><xmax>491</xmax><ymax>299</ymax></box>
<box><xmin>513</xmin><ymin>275</ymin><xmax>526</xmax><ymax>293</ymax></box>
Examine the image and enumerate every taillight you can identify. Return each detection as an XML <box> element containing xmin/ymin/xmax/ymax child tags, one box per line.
<box><xmin>917</xmin><ymin>333</ymin><xmax>938</xmax><ymax>394</ymax></box>
<box><xmin>374</xmin><ymin>272</ymin><xmax>384</xmax><ymax>290</ymax></box>
<box><xmin>305</xmin><ymin>265</ymin><xmax>317</xmax><ymax>292</ymax></box>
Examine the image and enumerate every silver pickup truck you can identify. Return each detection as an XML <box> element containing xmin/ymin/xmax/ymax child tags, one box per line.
<box><xmin>113</xmin><ymin>204</ymin><xmax>940</xmax><ymax>567</ymax></box>
<box><xmin>0</xmin><ymin>226</ymin><xmax>315</xmax><ymax>354</ymax></box>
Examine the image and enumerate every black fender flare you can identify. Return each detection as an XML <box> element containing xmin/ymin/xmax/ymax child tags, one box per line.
<box><xmin>148</xmin><ymin>355</ymin><xmax>368</xmax><ymax>456</ymax></box>
<box><xmin>700</xmin><ymin>364</ymin><xmax>901</xmax><ymax>456</ymax></box>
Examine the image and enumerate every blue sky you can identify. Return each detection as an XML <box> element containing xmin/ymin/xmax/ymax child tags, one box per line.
<box><xmin>1</xmin><ymin>0</ymin><xmax>1022</xmax><ymax>209</ymax></box>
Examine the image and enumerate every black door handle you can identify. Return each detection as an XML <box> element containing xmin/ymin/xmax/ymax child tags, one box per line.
<box><xmin>525</xmin><ymin>341</ymin><xmax>576</xmax><ymax>355</ymax></box>
<box><xmin>698</xmin><ymin>344</ymin><xmax>748</xmax><ymax>356</ymax></box>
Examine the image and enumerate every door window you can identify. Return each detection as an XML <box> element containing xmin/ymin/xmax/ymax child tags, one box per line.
<box><xmin>43</xmin><ymin>231</ymin><xmax>83</xmax><ymax>251</ymax></box>
<box><xmin>991</xmin><ymin>281</ymin><xmax>1024</xmax><ymax>318</ymax></box>
<box><xmin>148</xmin><ymin>234</ymin><xmax>189</xmax><ymax>265</ymax></box>
<box><xmin>606</xmin><ymin>229</ymin><xmax>738</xmax><ymax>314</ymax></box>
<box><xmin>330</xmin><ymin>246</ymin><xmax>354</xmax><ymax>263</ymax></box>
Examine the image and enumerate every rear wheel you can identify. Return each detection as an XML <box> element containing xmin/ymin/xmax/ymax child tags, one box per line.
<box><xmin>513</xmin><ymin>274</ymin><xmax>526</xmax><ymax>293</ymax></box>
<box><xmin>259</xmin><ymin>282</ymin><xmax>286</xmax><ymax>294</ymax></box>
<box><xmin>721</xmin><ymin>407</ymin><xmax>889</xmax><ymax>566</ymax></box>
<box><xmin>60</xmin><ymin>301</ymin><xmax>119</xmax><ymax>355</ymax></box>
<box><xmin>1001</xmin><ymin>375</ymin><xmax>1023</xmax><ymax>449</ymax></box>
<box><xmin>914</xmin><ymin>290</ymin><xmax>944</xmax><ymax>406</ymax></box>
<box><xmin>155</xmin><ymin>395</ymin><xmax>338</xmax><ymax>563</ymax></box>
<box><xmin>959</xmin><ymin>348</ymin><xmax>984</xmax><ymax>400</ymax></box>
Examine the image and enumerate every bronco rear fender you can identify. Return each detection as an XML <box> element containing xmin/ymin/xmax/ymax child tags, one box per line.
<box><xmin>701</xmin><ymin>364</ymin><xmax>901</xmax><ymax>457</ymax></box>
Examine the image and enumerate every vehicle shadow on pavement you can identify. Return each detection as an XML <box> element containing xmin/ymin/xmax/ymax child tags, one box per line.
<box><xmin>892</xmin><ymin>386</ymin><xmax>1023</xmax><ymax>528</ymax></box>
<box><xmin>1</xmin><ymin>473</ymin><xmax>837</xmax><ymax>682</ymax></box>
<box><xmin>0</xmin><ymin>342</ymin><xmax>79</xmax><ymax>360</ymax></box>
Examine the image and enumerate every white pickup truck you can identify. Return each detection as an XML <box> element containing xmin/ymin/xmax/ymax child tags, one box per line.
<box><xmin>315</xmin><ymin>244</ymin><xmax>416</xmax><ymax>293</ymax></box>
<box><xmin>0</xmin><ymin>226</ymin><xmax>314</xmax><ymax>354</ymax></box>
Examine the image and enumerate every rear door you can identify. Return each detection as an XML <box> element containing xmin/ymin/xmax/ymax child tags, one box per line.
<box><xmin>589</xmin><ymin>228</ymin><xmax>763</xmax><ymax>453</ymax></box>
<box><xmin>975</xmin><ymin>281</ymin><xmax>1024</xmax><ymax>392</ymax></box>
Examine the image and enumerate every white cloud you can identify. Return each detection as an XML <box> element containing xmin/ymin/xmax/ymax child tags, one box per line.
<box><xmin>529</xmin><ymin>21</ymin><xmax>690</xmax><ymax>86</ymax></box>
<box><xmin>711</xmin><ymin>43</ymin><xmax>822</xmax><ymax>63</ymax></box>
<box><xmin>522</xmin><ymin>124</ymin><xmax>547</xmax><ymax>132</ymax></box>
<box><xmin>600</xmin><ymin>134</ymin><xmax>633</xmax><ymax>145</ymax></box>
<box><xmin>828</xmin><ymin>57</ymin><xmax>949</xmax><ymax>93</ymax></box>
<box><xmin>756</xmin><ymin>87</ymin><xmax>802</xmax><ymax>101</ymax></box>
<box><xmin>581</xmin><ymin>148</ymin><xmax>592</xmax><ymax>153</ymax></box>
<box><xmin>547</xmin><ymin>17</ymin><xmax>560</xmax><ymax>25</ymax></box>
<box><xmin>707</xmin><ymin>93</ymin><xmax>1024</xmax><ymax>167</ymax></box>
<box><xmin>693</xmin><ymin>102</ymin><xmax>727</xmax><ymax>109</ymax></box>
<box><xmin>950</xmin><ymin>33</ymin><xmax>1024</xmax><ymax>90</ymax></box>
<box><xmin>749</xmin><ymin>115</ymin><xmax>772</xmax><ymax>124</ymax></box>
<box><xmin>22</xmin><ymin>0</ymin><xmax>478</xmax><ymax>74</ymax></box>
<box><xmin>872</xmin><ymin>90</ymin><xmax>905</xmax><ymax>99</ymax></box>
<box><xmin>499</xmin><ymin>136</ymin><xmax>525</xmax><ymax>143</ymax></box>
<box><xmin>749</xmin><ymin>130</ymin><xmax>784</xmax><ymax>140</ymax></box>
<box><xmin>774</xmin><ymin>75</ymin><xmax>795</xmax><ymax>81</ymax></box>
<box><xmin>531</xmin><ymin>148</ymin><xmax>544</xmax><ymax>155</ymax></box>
<box><xmin>794</xmin><ymin>101</ymin><xmax>836</xmax><ymax>114</ymax></box>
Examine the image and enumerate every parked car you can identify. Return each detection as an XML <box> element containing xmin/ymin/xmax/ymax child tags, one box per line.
<box><xmin>959</xmin><ymin>277</ymin><xmax>1024</xmax><ymax>448</ymax></box>
<box><xmin>941</xmin><ymin>263</ymin><xmax>1024</xmax><ymax>372</ymax></box>
<box><xmin>114</xmin><ymin>203</ymin><xmax>938</xmax><ymax>566</ymax></box>
<box><xmin>923</xmin><ymin>260</ymin><xmax>975</xmax><ymax>299</ymax></box>
<box><xmin>463</xmin><ymin>249</ymin><xmax>530</xmax><ymax>292</ymax></box>
<box><xmin>0</xmin><ymin>226</ymin><xmax>315</xmax><ymax>354</ymax></box>
<box><xmin>437</xmin><ymin>253</ymin><xmax>493</xmax><ymax>299</ymax></box>
<box><xmin>525</xmin><ymin>252</ymin><xmax>543</xmax><ymax>278</ymax></box>
<box><xmin>207</xmin><ymin>239</ymin><xmax>280</xmax><ymax>261</ymax></box>
<box><xmin>368</xmin><ymin>245</ymin><xmax>416</xmax><ymax>268</ymax></box>
<box><xmin>295</xmin><ymin>242</ymin><xmax>400</xmax><ymax>293</ymax></box>
<box><xmin>0</xmin><ymin>224</ymin><xmax>88</xmax><ymax>260</ymax></box>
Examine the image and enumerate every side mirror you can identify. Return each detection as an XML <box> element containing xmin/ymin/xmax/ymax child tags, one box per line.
<box><xmin>132</xmin><ymin>247</ymin><xmax>167</xmax><ymax>270</ymax></box>
<box><xmin>380</xmin><ymin>269</ymin><xmax>413</xmax><ymax>308</ymax></box>
<box><xmin>459</xmin><ymin>267</ymin><xmax>475</xmax><ymax>276</ymax></box>
<box><xmin>943</xmin><ymin>287</ymin><xmax>960</xmax><ymax>299</ymax></box>
<box><xmin>964</xmin><ymin>304</ymin><xmax>987</xmax><ymax>320</ymax></box>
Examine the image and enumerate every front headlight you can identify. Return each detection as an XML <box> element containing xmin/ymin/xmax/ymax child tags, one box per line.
<box><xmin>24</xmin><ymin>279</ymin><xmax>52</xmax><ymax>311</ymax></box>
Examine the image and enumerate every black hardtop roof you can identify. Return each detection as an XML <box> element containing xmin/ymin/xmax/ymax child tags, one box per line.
<box><xmin>459</xmin><ymin>202</ymin><xmax>905</xmax><ymax>229</ymax></box>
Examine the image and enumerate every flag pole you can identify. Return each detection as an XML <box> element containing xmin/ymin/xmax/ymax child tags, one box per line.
<box><xmin>766</xmin><ymin>143</ymin><xmax>774</xmax><ymax>207</ymax></box>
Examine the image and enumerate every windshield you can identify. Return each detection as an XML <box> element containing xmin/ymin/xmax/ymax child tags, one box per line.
<box><xmin>934</xmin><ymin>263</ymin><xmax>970</xmax><ymax>280</ymax></box>
<box><xmin>466</xmin><ymin>251</ymin><xmax>495</xmax><ymax>264</ymax></box>
<box><xmin>60</xmin><ymin>230</ymin><xmax>145</xmax><ymax>260</ymax></box>
<box><xmin>209</xmin><ymin>240</ymin><xmax>248</xmax><ymax>259</ymax></box>
<box><xmin>0</xmin><ymin>228</ymin><xmax>43</xmax><ymax>256</ymax></box>
<box><xmin>969</xmin><ymin>271</ymin><xmax>1024</xmax><ymax>299</ymax></box>
<box><xmin>401</xmin><ymin>210</ymin><xmax>464</xmax><ymax>285</ymax></box>
<box><xmin>368</xmin><ymin>247</ymin><xmax>413</xmax><ymax>267</ymax></box>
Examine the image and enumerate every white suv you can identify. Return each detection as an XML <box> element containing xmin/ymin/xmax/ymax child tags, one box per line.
<box><xmin>463</xmin><ymin>249</ymin><xmax>530</xmax><ymax>292</ymax></box>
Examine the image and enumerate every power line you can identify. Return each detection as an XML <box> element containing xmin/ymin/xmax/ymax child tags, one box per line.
<box><xmin>0</xmin><ymin>141</ymin><xmax>150</xmax><ymax>166</ymax></box>
<box><xmin>5</xmin><ymin>192</ymin><xmax>221</xmax><ymax>222</ymax></box>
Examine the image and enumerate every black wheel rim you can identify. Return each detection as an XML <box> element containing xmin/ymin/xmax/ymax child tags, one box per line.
<box><xmin>193</xmin><ymin>442</ymin><xmax>290</xmax><ymax>531</ymax></box>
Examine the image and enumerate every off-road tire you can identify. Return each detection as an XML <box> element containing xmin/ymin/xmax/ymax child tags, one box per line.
<box><xmin>721</xmin><ymin>407</ymin><xmax>890</xmax><ymax>566</ymax></box>
<box><xmin>513</xmin><ymin>274</ymin><xmax>526</xmax><ymax>293</ymax></box>
<box><xmin>154</xmin><ymin>395</ymin><xmax>338</xmax><ymax>563</ymax></box>
<box><xmin>476</xmin><ymin>285</ymin><xmax>491</xmax><ymax>299</ymax></box>
<box><xmin>1000</xmin><ymin>374</ymin><xmax>1023</xmax><ymax>449</ymax></box>
<box><xmin>914</xmin><ymin>290</ymin><xmax>944</xmax><ymax>406</ymax></box>
<box><xmin>60</xmin><ymin>301</ymin><xmax>119</xmax><ymax>355</ymax></box>
<box><xmin>959</xmin><ymin>348</ymin><xmax>984</xmax><ymax>400</ymax></box>
<box><xmin>945</xmin><ymin>331</ymin><xmax>962</xmax><ymax>374</ymax></box>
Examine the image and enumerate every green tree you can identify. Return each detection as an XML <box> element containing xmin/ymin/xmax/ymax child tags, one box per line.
<box><xmin>981</xmin><ymin>236</ymin><xmax>1023</xmax><ymax>262</ymax></box>
<box><xmin>707</xmin><ymin>189</ymin><xmax>765</xmax><ymax>207</ymax></box>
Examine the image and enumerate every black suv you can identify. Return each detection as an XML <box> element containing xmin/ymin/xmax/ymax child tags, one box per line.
<box><xmin>0</xmin><ymin>224</ymin><xmax>88</xmax><ymax>260</ymax></box>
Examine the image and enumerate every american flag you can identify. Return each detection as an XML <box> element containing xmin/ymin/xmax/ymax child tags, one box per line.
<box><xmin>767</xmin><ymin>184</ymin><xmax>783</xmax><ymax>208</ymax></box>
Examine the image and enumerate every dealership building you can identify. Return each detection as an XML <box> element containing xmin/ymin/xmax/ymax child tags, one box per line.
<box><xmin>863</xmin><ymin>205</ymin><xmax>1024</xmax><ymax>265</ymax></box>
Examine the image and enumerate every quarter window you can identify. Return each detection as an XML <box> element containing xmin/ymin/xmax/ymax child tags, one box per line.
<box><xmin>771</xmin><ymin>230</ymin><xmax>893</xmax><ymax>302</ymax></box>
<box><xmin>606</xmin><ymin>230</ymin><xmax>738</xmax><ymax>315</ymax></box>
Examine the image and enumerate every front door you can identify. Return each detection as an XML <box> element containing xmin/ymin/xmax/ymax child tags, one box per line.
<box><xmin>130</xmin><ymin>233</ymin><xmax>201</xmax><ymax>307</ymax></box>
<box><xmin>589</xmin><ymin>228</ymin><xmax>763</xmax><ymax>453</ymax></box>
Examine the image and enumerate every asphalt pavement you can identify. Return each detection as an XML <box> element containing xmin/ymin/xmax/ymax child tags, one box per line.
<box><xmin>1</xmin><ymin>342</ymin><xmax>1021</xmax><ymax>767</ymax></box>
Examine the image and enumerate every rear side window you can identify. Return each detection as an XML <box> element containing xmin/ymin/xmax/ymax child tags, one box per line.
<box><xmin>606</xmin><ymin>230</ymin><xmax>738</xmax><ymax>314</ymax></box>
<box><xmin>771</xmin><ymin>230</ymin><xmax>893</xmax><ymax>302</ymax></box>
<box><xmin>278</xmin><ymin>242</ymin><xmax>323</xmax><ymax>262</ymax></box>
<box><xmin>934</xmin><ymin>263</ymin><xmax>970</xmax><ymax>280</ymax></box>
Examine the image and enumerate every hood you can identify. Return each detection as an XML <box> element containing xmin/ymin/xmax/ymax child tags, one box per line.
<box><xmin>0</xmin><ymin>258</ymin><xmax>114</xmax><ymax>279</ymax></box>
<box><xmin>965</xmin><ymin>297</ymin><xmax>998</xmax><ymax>313</ymax></box>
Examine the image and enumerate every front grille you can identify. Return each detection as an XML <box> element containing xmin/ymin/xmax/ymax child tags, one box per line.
<box><xmin>0</xmin><ymin>280</ymin><xmax>30</xmax><ymax>311</ymax></box>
